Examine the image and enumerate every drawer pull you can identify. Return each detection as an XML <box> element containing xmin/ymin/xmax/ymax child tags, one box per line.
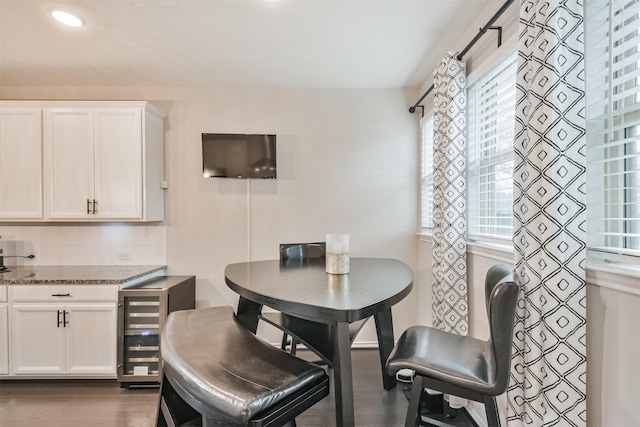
<box><xmin>57</xmin><ymin>310</ymin><xmax>62</xmax><ymax>327</ymax></box>
<box><xmin>52</xmin><ymin>293</ymin><xmax>71</xmax><ymax>297</ymax></box>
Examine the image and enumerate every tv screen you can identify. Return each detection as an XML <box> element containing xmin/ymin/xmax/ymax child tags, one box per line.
<box><xmin>202</xmin><ymin>133</ymin><xmax>277</xmax><ymax>179</ymax></box>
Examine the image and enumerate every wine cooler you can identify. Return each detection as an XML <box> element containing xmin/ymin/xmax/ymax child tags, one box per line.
<box><xmin>117</xmin><ymin>275</ymin><xmax>195</xmax><ymax>388</ymax></box>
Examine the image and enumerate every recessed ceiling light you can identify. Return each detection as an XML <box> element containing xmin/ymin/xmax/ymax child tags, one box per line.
<box><xmin>49</xmin><ymin>8</ymin><xmax>85</xmax><ymax>27</ymax></box>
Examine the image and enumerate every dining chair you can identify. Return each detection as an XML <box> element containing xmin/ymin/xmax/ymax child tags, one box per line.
<box><xmin>259</xmin><ymin>242</ymin><xmax>369</xmax><ymax>367</ymax></box>
<box><xmin>385</xmin><ymin>264</ymin><xmax>520</xmax><ymax>427</ymax></box>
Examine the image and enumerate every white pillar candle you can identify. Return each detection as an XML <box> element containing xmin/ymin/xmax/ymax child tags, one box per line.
<box><xmin>326</xmin><ymin>233</ymin><xmax>349</xmax><ymax>274</ymax></box>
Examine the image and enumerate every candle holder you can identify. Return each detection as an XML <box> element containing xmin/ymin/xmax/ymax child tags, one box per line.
<box><xmin>326</xmin><ymin>233</ymin><xmax>349</xmax><ymax>274</ymax></box>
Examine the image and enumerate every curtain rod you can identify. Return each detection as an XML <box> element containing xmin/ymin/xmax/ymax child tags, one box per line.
<box><xmin>408</xmin><ymin>0</ymin><xmax>515</xmax><ymax>114</ymax></box>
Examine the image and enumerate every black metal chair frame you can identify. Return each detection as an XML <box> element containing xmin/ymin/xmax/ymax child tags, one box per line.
<box><xmin>386</xmin><ymin>264</ymin><xmax>520</xmax><ymax>427</ymax></box>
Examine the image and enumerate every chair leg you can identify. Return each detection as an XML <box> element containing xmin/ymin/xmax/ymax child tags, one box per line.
<box><xmin>280</xmin><ymin>332</ymin><xmax>289</xmax><ymax>351</ymax></box>
<box><xmin>483</xmin><ymin>395</ymin><xmax>500</xmax><ymax>427</ymax></box>
<box><xmin>444</xmin><ymin>399</ymin><xmax>457</xmax><ymax>419</ymax></box>
<box><xmin>157</xmin><ymin>374</ymin><xmax>200</xmax><ymax>427</ymax></box>
<box><xmin>290</xmin><ymin>337</ymin><xmax>298</xmax><ymax>355</ymax></box>
<box><xmin>422</xmin><ymin>392</ymin><xmax>443</xmax><ymax>415</ymax></box>
<box><xmin>405</xmin><ymin>375</ymin><xmax>426</xmax><ymax>427</ymax></box>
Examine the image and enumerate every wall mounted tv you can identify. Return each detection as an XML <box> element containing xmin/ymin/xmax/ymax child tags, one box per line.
<box><xmin>202</xmin><ymin>133</ymin><xmax>277</xmax><ymax>179</ymax></box>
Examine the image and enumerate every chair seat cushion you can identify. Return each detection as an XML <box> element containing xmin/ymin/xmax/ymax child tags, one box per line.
<box><xmin>386</xmin><ymin>325</ymin><xmax>498</xmax><ymax>395</ymax></box>
<box><xmin>161</xmin><ymin>306</ymin><xmax>328</xmax><ymax>424</ymax></box>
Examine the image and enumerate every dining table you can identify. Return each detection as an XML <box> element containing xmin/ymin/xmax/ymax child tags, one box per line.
<box><xmin>224</xmin><ymin>257</ymin><xmax>414</xmax><ymax>427</ymax></box>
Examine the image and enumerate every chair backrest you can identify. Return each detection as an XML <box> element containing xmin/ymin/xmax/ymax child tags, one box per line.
<box><xmin>485</xmin><ymin>264</ymin><xmax>520</xmax><ymax>394</ymax></box>
<box><xmin>279</xmin><ymin>242</ymin><xmax>326</xmax><ymax>260</ymax></box>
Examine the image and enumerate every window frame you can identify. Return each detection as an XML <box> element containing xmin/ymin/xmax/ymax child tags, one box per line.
<box><xmin>466</xmin><ymin>50</ymin><xmax>518</xmax><ymax>243</ymax></box>
<box><xmin>420</xmin><ymin>113</ymin><xmax>434</xmax><ymax>232</ymax></box>
<box><xmin>586</xmin><ymin>0</ymin><xmax>640</xmax><ymax>267</ymax></box>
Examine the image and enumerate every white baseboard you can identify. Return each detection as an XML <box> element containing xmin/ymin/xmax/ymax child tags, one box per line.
<box><xmin>466</xmin><ymin>402</ymin><xmax>487</xmax><ymax>427</ymax></box>
<box><xmin>350</xmin><ymin>341</ymin><xmax>378</xmax><ymax>349</ymax></box>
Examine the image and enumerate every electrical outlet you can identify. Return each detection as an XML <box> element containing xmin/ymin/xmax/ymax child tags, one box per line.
<box><xmin>118</xmin><ymin>252</ymin><xmax>132</xmax><ymax>261</ymax></box>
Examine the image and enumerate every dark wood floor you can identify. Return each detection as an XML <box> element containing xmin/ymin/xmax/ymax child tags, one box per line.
<box><xmin>0</xmin><ymin>349</ymin><xmax>411</xmax><ymax>427</ymax></box>
<box><xmin>0</xmin><ymin>349</ymin><xmax>479</xmax><ymax>427</ymax></box>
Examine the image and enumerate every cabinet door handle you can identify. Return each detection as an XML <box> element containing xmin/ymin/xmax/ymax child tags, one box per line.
<box><xmin>52</xmin><ymin>293</ymin><xmax>71</xmax><ymax>297</ymax></box>
<box><xmin>87</xmin><ymin>199</ymin><xmax>91</xmax><ymax>215</ymax></box>
<box><xmin>57</xmin><ymin>310</ymin><xmax>62</xmax><ymax>327</ymax></box>
<box><xmin>93</xmin><ymin>199</ymin><xmax>98</xmax><ymax>214</ymax></box>
<box><xmin>63</xmin><ymin>310</ymin><xmax>69</xmax><ymax>327</ymax></box>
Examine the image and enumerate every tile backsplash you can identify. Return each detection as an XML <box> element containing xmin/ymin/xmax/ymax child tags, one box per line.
<box><xmin>0</xmin><ymin>223</ymin><xmax>166</xmax><ymax>266</ymax></box>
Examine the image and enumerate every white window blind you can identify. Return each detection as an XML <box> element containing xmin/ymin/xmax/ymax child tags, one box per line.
<box><xmin>586</xmin><ymin>0</ymin><xmax>640</xmax><ymax>256</ymax></box>
<box><xmin>421</xmin><ymin>115</ymin><xmax>434</xmax><ymax>229</ymax></box>
<box><xmin>467</xmin><ymin>52</ymin><xmax>517</xmax><ymax>239</ymax></box>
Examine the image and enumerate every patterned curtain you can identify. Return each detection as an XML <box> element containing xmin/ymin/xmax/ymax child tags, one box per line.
<box><xmin>431</xmin><ymin>51</ymin><xmax>468</xmax><ymax>336</ymax></box>
<box><xmin>507</xmin><ymin>1</ymin><xmax>587</xmax><ymax>426</ymax></box>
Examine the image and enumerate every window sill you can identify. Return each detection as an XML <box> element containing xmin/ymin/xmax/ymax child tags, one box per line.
<box><xmin>586</xmin><ymin>260</ymin><xmax>640</xmax><ymax>296</ymax></box>
<box><xmin>417</xmin><ymin>232</ymin><xmax>515</xmax><ymax>264</ymax></box>
<box><xmin>416</xmin><ymin>234</ymin><xmax>640</xmax><ymax>296</ymax></box>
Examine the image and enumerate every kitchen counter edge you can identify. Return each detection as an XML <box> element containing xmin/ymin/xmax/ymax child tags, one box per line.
<box><xmin>0</xmin><ymin>265</ymin><xmax>166</xmax><ymax>285</ymax></box>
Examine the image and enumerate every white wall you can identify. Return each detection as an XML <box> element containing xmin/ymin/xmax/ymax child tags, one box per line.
<box><xmin>0</xmin><ymin>85</ymin><xmax>420</xmax><ymax>345</ymax></box>
<box><xmin>586</xmin><ymin>273</ymin><xmax>640</xmax><ymax>427</ymax></box>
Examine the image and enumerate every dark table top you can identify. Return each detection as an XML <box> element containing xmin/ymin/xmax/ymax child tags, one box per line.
<box><xmin>224</xmin><ymin>257</ymin><xmax>414</xmax><ymax>324</ymax></box>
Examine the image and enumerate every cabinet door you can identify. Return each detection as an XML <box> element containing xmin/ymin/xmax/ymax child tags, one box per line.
<box><xmin>44</xmin><ymin>108</ymin><xmax>95</xmax><ymax>219</ymax></box>
<box><xmin>94</xmin><ymin>109</ymin><xmax>143</xmax><ymax>219</ymax></box>
<box><xmin>65</xmin><ymin>303</ymin><xmax>117</xmax><ymax>375</ymax></box>
<box><xmin>0</xmin><ymin>304</ymin><xmax>8</xmax><ymax>374</ymax></box>
<box><xmin>0</xmin><ymin>108</ymin><xmax>43</xmax><ymax>219</ymax></box>
<box><xmin>10</xmin><ymin>303</ymin><xmax>66</xmax><ymax>374</ymax></box>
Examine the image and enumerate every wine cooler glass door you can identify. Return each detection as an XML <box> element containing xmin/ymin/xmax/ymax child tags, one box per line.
<box><xmin>120</xmin><ymin>293</ymin><xmax>166</xmax><ymax>381</ymax></box>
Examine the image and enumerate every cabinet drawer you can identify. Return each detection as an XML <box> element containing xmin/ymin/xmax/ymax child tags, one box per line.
<box><xmin>0</xmin><ymin>286</ymin><xmax>6</xmax><ymax>302</ymax></box>
<box><xmin>10</xmin><ymin>285</ymin><xmax>118</xmax><ymax>303</ymax></box>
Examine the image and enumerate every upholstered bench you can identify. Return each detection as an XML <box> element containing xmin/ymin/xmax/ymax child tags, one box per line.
<box><xmin>156</xmin><ymin>306</ymin><xmax>330</xmax><ymax>427</ymax></box>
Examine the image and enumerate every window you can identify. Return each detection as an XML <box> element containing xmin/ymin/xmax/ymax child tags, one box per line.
<box><xmin>421</xmin><ymin>114</ymin><xmax>434</xmax><ymax>230</ymax></box>
<box><xmin>467</xmin><ymin>52</ymin><xmax>518</xmax><ymax>239</ymax></box>
<box><xmin>586</xmin><ymin>0</ymin><xmax>640</xmax><ymax>259</ymax></box>
<box><xmin>419</xmin><ymin>53</ymin><xmax>517</xmax><ymax>237</ymax></box>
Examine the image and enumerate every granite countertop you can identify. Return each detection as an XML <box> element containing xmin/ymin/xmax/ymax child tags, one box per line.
<box><xmin>0</xmin><ymin>265</ymin><xmax>166</xmax><ymax>285</ymax></box>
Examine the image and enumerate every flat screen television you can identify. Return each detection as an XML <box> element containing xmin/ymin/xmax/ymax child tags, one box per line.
<box><xmin>202</xmin><ymin>133</ymin><xmax>277</xmax><ymax>179</ymax></box>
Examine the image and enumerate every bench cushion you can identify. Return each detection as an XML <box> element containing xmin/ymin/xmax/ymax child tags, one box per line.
<box><xmin>161</xmin><ymin>306</ymin><xmax>328</xmax><ymax>425</ymax></box>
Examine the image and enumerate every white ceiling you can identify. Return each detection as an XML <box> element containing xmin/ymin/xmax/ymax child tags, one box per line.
<box><xmin>0</xmin><ymin>0</ymin><xmax>503</xmax><ymax>89</ymax></box>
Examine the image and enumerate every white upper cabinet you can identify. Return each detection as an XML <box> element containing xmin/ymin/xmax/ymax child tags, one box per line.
<box><xmin>44</xmin><ymin>107</ymin><xmax>152</xmax><ymax>220</ymax></box>
<box><xmin>44</xmin><ymin>108</ymin><xmax>95</xmax><ymax>219</ymax></box>
<box><xmin>0</xmin><ymin>101</ymin><xmax>165</xmax><ymax>222</ymax></box>
<box><xmin>94</xmin><ymin>109</ymin><xmax>144</xmax><ymax>219</ymax></box>
<box><xmin>0</xmin><ymin>106</ymin><xmax>43</xmax><ymax>220</ymax></box>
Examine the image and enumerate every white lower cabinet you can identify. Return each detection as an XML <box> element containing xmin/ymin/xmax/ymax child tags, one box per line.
<box><xmin>8</xmin><ymin>285</ymin><xmax>118</xmax><ymax>378</ymax></box>
<box><xmin>0</xmin><ymin>286</ymin><xmax>8</xmax><ymax>375</ymax></box>
<box><xmin>11</xmin><ymin>303</ymin><xmax>66</xmax><ymax>374</ymax></box>
<box><xmin>65</xmin><ymin>303</ymin><xmax>117</xmax><ymax>374</ymax></box>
